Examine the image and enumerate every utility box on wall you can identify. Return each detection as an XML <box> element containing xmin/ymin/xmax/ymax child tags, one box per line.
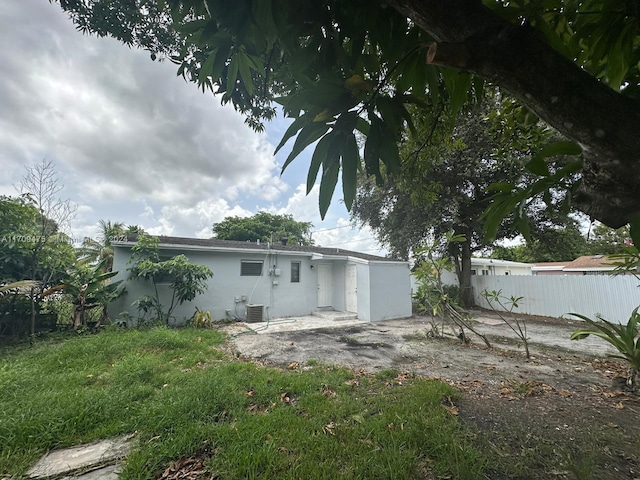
<box><xmin>246</xmin><ymin>304</ymin><xmax>264</xmax><ymax>323</ymax></box>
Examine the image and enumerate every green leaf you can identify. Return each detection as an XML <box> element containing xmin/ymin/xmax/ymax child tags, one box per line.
<box><xmin>237</xmin><ymin>52</ymin><xmax>255</xmax><ymax>96</ymax></box>
<box><xmin>487</xmin><ymin>182</ymin><xmax>515</xmax><ymax>192</ymax></box>
<box><xmin>307</xmin><ymin>133</ymin><xmax>333</xmax><ymax>194</ymax></box>
<box><xmin>308</xmin><ymin>81</ymin><xmax>350</xmax><ymax>107</ymax></box>
<box><xmin>223</xmin><ymin>54</ymin><xmax>240</xmax><ymax>102</ymax></box>
<box><xmin>211</xmin><ymin>37</ymin><xmax>232</xmax><ymax>80</ymax></box>
<box><xmin>536</xmin><ymin>141</ymin><xmax>582</xmax><ymax>159</ymax></box>
<box><xmin>252</xmin><ymin>0</ymin><xmax>277</xmax><ymax>46</ymax></box>
<box><xmin>570</xmin><ymin>331</ymin><xmax>591</xmax><ymax>340</ymax></box>
<box><xmin>334</xmin><ymin>110</ymin><xmax>359</xmax><ymax>134</ymax></box>
<box><xmin>319</xmin><ymin>143</ymin><xmax>341</xmax><ymax>219</ymax></box>
<box><xmin>375</xmin><ymin>95</ymin><xmax>403</xmax><ymax>135</ymax></box>
<box><xmin>198</xmin><ymin>50</ymin><xmax>217</xmax><ymax>85</ymax></box>
<box><xmin>377</xmin><ymin>122</ymin><xmax>401</xmax><ymax>173</ymax></box>
<box><xmin>177</xmin><ymin>19</ymin><xmax>208</xmax><ymax>35</ymax></box>
<box><xmin>274</xmin><ymin>115</ymin><xmax>310</xmax><ymax>155</ymax></box>
<box><xmin>281</xmin><ymin>122</ymin><xmax>330</xmax><ymax>173</ymax></box>
<box><xmin>482</xmin><ymin>194</ymin><xmax>520</xmax><ymax>241</ymax></box>
<box><xmin>355</xmin><ymin>117</ymin><xmax>370</xmax><ymax>136</ymax></box>
<box><xmin>515</xmin><ymin>214</ymin><xmax>531</xmax><ymax>240</ymax></box>
<box><xmin>425</xmin><ymin>65</ymin><xmax>441</xmax><ymax>105</ymax></box>
<box><xmin>341</xmin><ymin>133</ymin><xmax>359</xmax><ymax>210</ymax></box>
<box><xmin>524</xmin><ymin>156</ymin><xmax>550</xmax><ymax>176</ymax></box>
<box><xmin>364</xmin><ymin>119</ymin><xmax>382</xmax><ymax>182</ymax></box>
<box><xmin>443</xmin><ymin>70</ymin><xmax>473</xmax><ymax>116</ymax></box>
<box><xmin>196</xmin><ymin>20</ymin><xmax>219</xmax><ymax>46</ymax></box>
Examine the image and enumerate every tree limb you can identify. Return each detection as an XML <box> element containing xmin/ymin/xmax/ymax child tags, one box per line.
<box><xmin>387</xmin><ymin>0</ymin><xmax>640</xmax><ymax>228</ymax></box>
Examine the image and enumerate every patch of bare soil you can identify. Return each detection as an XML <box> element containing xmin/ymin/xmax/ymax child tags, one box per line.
<box><xmin>225</xmin><ymin>314</ymin><xmax>640</xmax><ymax>479</ymax></box>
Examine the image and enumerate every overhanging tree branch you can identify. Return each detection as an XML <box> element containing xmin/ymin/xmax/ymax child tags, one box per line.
<box><xmin>387</xmin><ymin>0</ymin><xmax>640</xmax><ymax>228</ymax></box>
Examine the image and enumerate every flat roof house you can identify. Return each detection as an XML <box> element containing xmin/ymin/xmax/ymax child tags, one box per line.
<box><xmin>110</xmin><ymin>236</ymin><xmax>412</xmax><ymax>324</ymax></box>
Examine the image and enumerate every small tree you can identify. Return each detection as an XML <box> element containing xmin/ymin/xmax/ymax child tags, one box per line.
<box><xmin>0</xmin><ymin>192</ymin><xmax>75</xmax><ymax>335</ymax></box>
<box><xmin>77</xmin><ymin>220</ymin><xmax>126</xmax><ymax>272</ymax></box>
<box><xmin>18</xmin><ymin>160</ymin><xmax>77</xmax><ymax>335</ymax></box>
<box><xmin>482</xmin><ymin>289</ymin><xmax>530</xmax><ymax>359</ymax></box>
<box><xmin>413</xmin><ymin>232</ymin><xmax>492</xmax><ymax>348</ymax></box>
<box><xmin>43</xmin><ymin>258</ymin><xmax>125</xmax><ymax>329</ymax></box>
<box><xmin>128</xmin><ymin>234</ymin><xmax>213</xmax><ymax>324</ymax></box>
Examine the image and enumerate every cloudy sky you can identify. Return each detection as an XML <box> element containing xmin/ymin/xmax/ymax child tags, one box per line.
<box><xmin>0</xmin><ymin>1</ymin><xmax>385</xmax><ymax>255</ymax></box>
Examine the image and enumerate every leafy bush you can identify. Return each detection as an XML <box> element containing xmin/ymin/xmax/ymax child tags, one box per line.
<box><xmin>187</xmin><ymin>307</ymin><xmax>212</xmax><ymax>328</ymax></box>
<box><xmin>128</xmin><ymin>235</ymin><xmax>213</xmax><ymax>325</ymax></box>
<box><xmin>571</xmin><ymin>308</ymin><xmax>640</xmax><ymax>393</ymax></box>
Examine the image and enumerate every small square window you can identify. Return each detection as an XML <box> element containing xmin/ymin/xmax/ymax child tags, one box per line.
<box><xmin>241</xmin><ymin>260</ymin><xmax>263</xmax><ymax>276</ymax></box>
<box><xmin>291</xmin><ymin>261</ymin><xmax>301</xmax><ymax>283</ymax></box>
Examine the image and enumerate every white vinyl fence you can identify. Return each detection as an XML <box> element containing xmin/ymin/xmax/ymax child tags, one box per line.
<box><xmin>471</xmin><ymin>275</ymin><xmax>640</xmax><ymax>325</ymax></box>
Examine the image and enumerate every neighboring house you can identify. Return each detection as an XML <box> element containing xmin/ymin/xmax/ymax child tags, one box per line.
<box><xmin>436</xmin><ymin>258</ymin><xmax>533</xmax><ymax>286</ymax></box>
<box><xmin>533</xmin><ymin>255</ymin><xmax>620</xmax><ymax>275</ymax></box>
<box><xmin>469</xmin><ymin>258</ymin><xmax>533</xmax><ymax>276</ymax></box>
<box><xmin>530</xmin><ymin>261</ymin><xmax>568</xmax><ymax>276</ymax></box>
<box><xmin>110</xmin><ymin>236</ymin><xmax>412</xmax><ymax>324</ymax></box>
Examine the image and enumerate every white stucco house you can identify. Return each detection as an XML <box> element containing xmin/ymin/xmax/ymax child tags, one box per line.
<box><xmin>110</xmin><ymin>236</ymin><xmax>412</xmax><ymax>324</ymax></box>
<box><xmin>434</xmin><ymin>257</ymin><xmax>533</xmax><ymax>287</ymax></box>
<box><xmin>468</xmin><ymin>258</ymin><xmax>533</xmax><ymax>276</ymax></box>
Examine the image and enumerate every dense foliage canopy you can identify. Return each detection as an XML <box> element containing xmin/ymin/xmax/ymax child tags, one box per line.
<box><xmin>212</xmin><ymin>212</ymin><xmax>313</xmax><ymax>245</ymax></box>
<box><xmin>55</xmin><ymin>0</ymin><xmax>640</xmax><ymax>240</ymax></box>
<box><xmin>0</xmin><ymin>195</ymin><xmax>75</xmax><ymax>334</ymax></box>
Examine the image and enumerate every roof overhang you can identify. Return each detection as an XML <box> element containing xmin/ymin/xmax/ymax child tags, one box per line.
<box><xmin>112</xmin><ymin>240</ymin><xmax>313</xmax><ymax>257</ymax></box>
<box><xmin>531</xmin><ymin>266</ymin><xmax>567</xmax><ymax>271</ymax></box>
<box><xmin>562</xmin><ymin>267</ymin><xmax>616</xmax><ymax>272</ymax></box>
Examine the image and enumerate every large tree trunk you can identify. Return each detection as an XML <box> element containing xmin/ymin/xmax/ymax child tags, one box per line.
<box><xmin>458</xmin><ymin>240</ymin><xmax>473</xmax><ymax>308</ymax></box>
<box><xmin>387</xmin><ymin>0</ymin><xmax>640</xmax><ymax>229</ymax></box>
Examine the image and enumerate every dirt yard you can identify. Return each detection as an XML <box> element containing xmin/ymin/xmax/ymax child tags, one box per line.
<box><xmin>222</xmin><ymin>312</ymin><xmax>640</xmax><ymax>479</ymax></box>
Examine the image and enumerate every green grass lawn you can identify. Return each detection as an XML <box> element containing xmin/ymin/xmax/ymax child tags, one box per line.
<box><xmin>0</xmin><ymin>327</ymin><xmax>485</xmax><ymax>479</ymax></box>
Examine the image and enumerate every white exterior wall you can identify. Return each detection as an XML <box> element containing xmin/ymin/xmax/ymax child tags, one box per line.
<box><xmin>111</xmin><ymin>244</ymin><xmax>412</xmax><ymax>324</ymax></box>
<box><xmin>470</xmin><ymin>259</ymin><xmax>533</xmax><ymax>276</ymax></box>
<box><xmin>111</xmin><ymin>246</ymin><xmax>318</xmax><ymax>323</ymax></box>
<box><xmin>471</xmin><ymin>275</ymin><xmax>640</xmax><ymax>325</ymax></box>
<box><xmin>416</xmin><ymin>259</ymin><xmax>533</xmax><ymax>290</ymax></box>
<box><xmin>355</xmin><ymin>262</ymin><xmax>371</xmax><ymax>321</ymax></box>
<box><xmin>490</xmin><ymin>264</ymin><xmax>532</xmax><ymax>276</ymax></box>
<box><xmin>330</xmin><ymin>261</ymin><xmax>347</xmax><ymax>313</ymax></box>
<box><xmin>368</xmin><ymin>262</ymin><xmax>412</xmax><ymax>321</ymax></box>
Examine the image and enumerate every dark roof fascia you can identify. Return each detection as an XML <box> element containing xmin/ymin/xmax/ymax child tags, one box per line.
<box><xmin>112</xmin><ymin>235</ymin><xmax>400</xmax><ymax>263</ymax></box>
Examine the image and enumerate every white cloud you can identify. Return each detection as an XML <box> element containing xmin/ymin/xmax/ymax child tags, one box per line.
<box><xmin>271</xmin><ymin>184</ymin><xmax>387</xmax><ymax>256</ymax></box>
<box><xmin>142</xmin><ymin>199</ymin><xmax>253</xmax><ymax>239</ymax></box>
<box><xmin>0</xmin><ymin>1</ymin><xmax>383</xmax><ymax>255</ymax></box>
<box><xmin>0</xmin><ymin>1</ymin><xmax>287</xmax><ymax>212</ymax></box>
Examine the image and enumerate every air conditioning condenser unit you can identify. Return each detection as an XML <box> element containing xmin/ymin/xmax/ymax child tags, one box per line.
<box><xmin>246</xmin><ymin>304</ymin><xmax>264</xmax><ymax>323</ymax></box>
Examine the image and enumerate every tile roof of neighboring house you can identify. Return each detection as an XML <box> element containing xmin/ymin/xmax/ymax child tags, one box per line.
<box><xmin>533</xmin><ymin>255</ymin><xmax>617</xmax><ymax>272</ymax></box>
<box><xmin>562</xmin><ymin>255</ymin><xmax>617</xmax><ymax>271</ymax></box>
<box><xmin>115</xmin><ymin>235</ymin><xmax>400</xmax><ymax>263</ymax></box>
